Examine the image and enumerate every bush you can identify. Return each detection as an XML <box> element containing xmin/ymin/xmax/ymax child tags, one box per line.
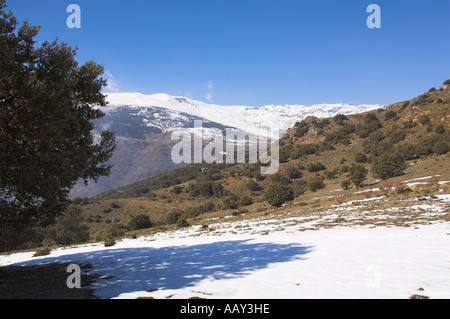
<box><xmin>341</xmin><ymin>179</ymin><xmax>351</xmax><ymax>190</ymax></box>
<box><xmin>355</xmin><ymin>152</ymin><xmax>368</xmax><ymax>163</ymax></box>
<box><xmin>286</xmin><ymin>167</ymin><xmax>303</xmax><ymax>179</ymax></box>
<box><xmin>292</xmin><ymin>179</ymin><xmax>307</xmax><ymax>196</ymax></box>
<box><xmin>333</xmin><ymin>114</ymin><xmax>348</xmax><ymax>125</ymax></box>
<box><xmin>444</xmin><ymin>79</ymin><xmax>450</xmax><ymax>85</ymax></box>
<box><xmin>99</xmin><ymin>224</ymin><xmax>127</xmax><ymax>246</ymax></box>
<box><xmin>306</xmin><ymin>162</ymin><xmax>327</xmax><ymax>172</ymax></box>
<box><xmin>371</xmin><ymin>152</ymin><xmax>406</xmax><ymax>180</ymax></box>
<box><xmin>45</xmin><ymin>206</ymin><xmax>89</xmax><ymax>246</ymax></box>
<box><xmin>239</xmin><ymin>196</ymin><xmax>254</xmax><ymax>206</ymax></box>
<box><xmin>307</xmin><ymin>176</ymin><xmax>325</xmax><ymax>192</ymax></box>
<box><xmin>246</xmin><ymin>179</ymin><xmax>261</xmax><ymax>191</ymax></box>
<box><xmin>166</xmin><ymin>211</ymin><xmax>182</xmax><ymax>224</ymax></box>
<box><xmin>385</xmin><ymin>110</ymin><xmax>397</xmax><ymax>121</ymax></box>
<box><xmin>349</xmin><ymin>164</ymin><xmax>368</xmax><ymax>187</ymax></box>
<box><xmin>265</xmin><ymin>184</ymin><xmax>294</xmax><ymax>207</ymax></box>
<box><xmin>435</xmin><ymin>124</ymin><xmax>446</xmax><ymax>134</ymax></box>
<box><xmin>432</xmin><ymin>141</ymin><xmax>449</xmax><ymax>155</ymax></box>
<box><xmin>127</xmin><ymin>214</ymin><xmax>153</xmax><ymax>231</ymax></box>
<box><xmin>176</xmin><ymin>218</ymin><xmax>190</xmax><ymax>228</ymax></box>
<box><xmin>270</xmin><ymin>173</ymin><xmax>291</xmax><ymax>185</ymax></box>
<box><xmin>222</xmin><ymin>195</ymin><xmax>240</xmax><ymax>210</ymax></box>
<box><xmin>418</xmin><ymin>115</ymin><xmax>430</xmax><ymax>125</ymax></box>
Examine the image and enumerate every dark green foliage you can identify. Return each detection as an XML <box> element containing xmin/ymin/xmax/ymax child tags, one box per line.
<box><xmin>325</xmin><ymin>124</ymin><xmax>355</xmax><ymax>144</ymax></box>
<box><xmin>356</xmin><ymin>113</ymin><xmax>382</xmax><ymax>138</ymax></box>
<box><xmin>341</xmin><ymin>179</ymin><xmax>351</xmax><ymax>190</ymax></box>
<box><xmin>127</xmin><ymin>214</ymin><xmax>152</xmax><ymax>231</ymax></box>
<box><xmin>385</xmin><ymin>110</ymin><xmax>398</xmax><ymax>121</ymax></box>
<box><xmin>432</xmin><ymin>141</ymin><xmax>449</xmax><ymax>155</ymax></box>
<box><xmin>166</xmin><ymin>211</ymin><xmax>182</xmax><ymax>225</ymax></box>
<box><xmin>324</xmin><ymin>168</ymin><xmax>339</xmax><ymax>180</ymax></box>
<box><xmin>99</xmin><ymin>224</ymin><xmax>127</xmax><ymax>245</ymax></box>
<box><xmin>313</xmin><ymin>119</ymin><xmax>330</xmax><ymax>129</ymax></box>
<box><xmin>289</xmin><ymin>144</ymin><xmax>319</xmax><ymax>159</ymax></box>
<box><xmin>348</xmin><ymin>164</ymin><xmax>368</xmax><ymax>187</ymax></box>
<box><xmin>435</xmin><ymin>124</ymin><xmax>446</xmax><ymax>134</ymax></box>
<box><xmin>222</xmin><ymin>195</ymin><xmax>241</xmax><ymax>210</ymax></box>
<box><xmin>443</xmin><ymin>79</ymin><xmax>450</xmax><ymax>85</ymax></box>
<box><xmin>270</xmin><ymin>173</ymin><xmax>292</xmax><ymax>185</ymax></box>
<box><xmin>246</xmin><ymin>179</ymin><xmax>261</xmax><ymax>191</ymax></box>
<box><xmin>286</xmin><ymin>167</ymin><xmax>303</xmax><ymax>179</ymax></box>
<box><xmin>371</xmin><ymin>152</ymin><xmax>406</xmax><ymax>180</ymax></box>
<box><xmin>355</xmin><ymin>152</ymin><xmax>368</xmax><ymax>163</ymax></box>
<box><xmin>418</xmin><ymin>115</ymin><xmax>430</xmax><ymax>125</ymax></box>
<box><xmin>306</xmin><ymin>162</ymin><xmax>327</xmax><ymax>172</ymax></box>
<box><xmin>170</xmin><ymin>185</ymin><xmax>183</xmax><ymax>194</ymax></box>
<box><xmin>307</xmin><ymin>176</ymin><xmax>325</xmax><ymax>192</ymax></box>
<box><xmin>403</xmin><ymin>119</ymin><xmax>417</xmax><ymax>129</ymax></box>
<box><xmin>239</xmin><ymin>196</ymin><xmax>254</xmax><ymax>206</ymax></box>
<box><xmin>333</xmin><ymin>114</ymin><xmax>348</xmax><ymax>125</ymax></box>
<box><xmin>265</xmin><ymin>184</ymin><xmax>294</xmax><ymax>207</ymax></box>
<box><xmin>45</xmin><ymin>206</ymin><xmax>89</xmax><ymax>246</ymax></box>
<box><xmin>293</xmin><ymin>121</ymin><xmax>310</xmax><ymax>137</ymax></box>
<box><xmin>292</xmin><ymin>179</ymin><xmax>307</xmax><ymax>196</ymax></box>
<box><xmin>0</xmin><ymin>2</ymin><xmax>116</xmax><ymax>242</ymax></box>
<box><xmin>186</xmin><ymin>181</ymin><xmax>224</xmax><ymax>197</ymax></box>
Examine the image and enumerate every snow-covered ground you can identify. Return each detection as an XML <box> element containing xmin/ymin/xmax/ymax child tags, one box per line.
<box><xmin>1</xmin><ymin>194</ymin><xmax>449</xmax><ymax>299</ymax></box>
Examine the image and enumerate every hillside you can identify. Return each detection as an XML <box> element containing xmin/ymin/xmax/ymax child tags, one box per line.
<box><xmin>2</xmin><ymin>82</ymin><xmax>449</xmax><ymax>251</ymax></box>
<box><xmin>1</xmin><ymin>82</ymin><xmax>449</xmax><ymax>300</ymax></box>
<box><xmin>71</xmin><ymin>82</ymin><xmax>450</xmax><ymax>242</ymax></box>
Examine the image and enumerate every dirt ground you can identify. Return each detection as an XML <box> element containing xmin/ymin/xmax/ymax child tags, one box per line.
<box><xmin>0</xmin><ymin>263</ymin><xmax>99</xmax><ymax>299</ymax></box>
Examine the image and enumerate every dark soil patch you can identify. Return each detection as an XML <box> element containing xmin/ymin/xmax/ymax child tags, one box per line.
<box><xmin>0</xmin><ymin>263</ymin><xmax>99</xmax><ymax>299</ymax></box>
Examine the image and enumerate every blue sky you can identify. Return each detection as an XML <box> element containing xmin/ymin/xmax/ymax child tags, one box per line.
<box><xmin>5</xmin><ymin>0</ymin><xmax>450</xmax><ymax>106</ymax></box>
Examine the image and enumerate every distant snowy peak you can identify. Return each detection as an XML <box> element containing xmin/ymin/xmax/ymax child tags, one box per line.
<box><xmin>104</xmin><ymin>92</ymin><xmax>382</xmax><ymax>137</ymax></box>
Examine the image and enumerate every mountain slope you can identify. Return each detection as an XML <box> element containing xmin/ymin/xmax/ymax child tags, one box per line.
<box><xmin>71</xmin><ymin>94</ymin><xmax>381</xmax><ymax>197</ymax></box>
<box><xmin>104</xmin><ymin>92</ymin><xmax>381</xmax><ymax>137</ymax></box>
<box><xmin>75</xmin><ymin>82</ymin><xmax>450</xmax><ymax>241</ymax></box>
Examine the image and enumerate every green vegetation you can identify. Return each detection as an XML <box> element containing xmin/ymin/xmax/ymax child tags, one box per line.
<box><xmin>0</xmin><ymin>2</ymin><xmax>116</xmax><ymax>251</ymax></box>
<box><xmin>265</xmin><ymin>184</ymin><xmax>294</xmax><ymax>207</ymax></box>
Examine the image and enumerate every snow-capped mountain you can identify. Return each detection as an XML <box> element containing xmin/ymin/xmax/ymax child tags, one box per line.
<box><xmin>103</xmin><ymin>92</ymin><xmax>382</xmax><ymax>138</ymax></box>
<box><xmin>72</xmin><ymin>93</ymin><xmax>381</xmax><ymax>198</ymax></box>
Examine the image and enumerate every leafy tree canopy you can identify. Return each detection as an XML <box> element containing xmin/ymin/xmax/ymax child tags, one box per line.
<box><xmin>0</xmin><ymin>1</ymin><xmax>116</xmax><ymax>236</ymax></box>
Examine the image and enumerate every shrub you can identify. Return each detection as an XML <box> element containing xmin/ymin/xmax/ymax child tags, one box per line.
<box><xmin>292</xmin><ymin>179</ymin><xmax>307</xmax><ymax>196</ymax></box>
<box><xmin>99</xmin><ymin>224</ymin><xmax>127</xmax><ymax>246</ymax></box>
<box><xmin>294</xmin><ymin>121</ymin><xmax>310</xmax><ymax>137</ymax></box>
<box><xmin>45</xmin><ymin>206</ymin><xmax>89</xmax><ymax>246</ymax></box>
<box><xmin>349</xmin><ymin>164</ymin><xmax>368</xmax><ymax>187</ymax></box>
<box><xmin>222</xmin><ymin>195</ymin><xmax>240</xmax><ymax>210</ymax></box>
<box><xmin>333</xmin><ymin>114</ymin><xmax>348</xmax><ymax>125</ymax></box>
<box><xmin>239</xmin><ymin>196</ymin><xmax>254</xmax><ymax>206</ymax></box>
<box><xmin>432</xmin><ymin>141</ymin><xmax>449</xmax><ymax>155</ymax></box>
<box><xmin>176</xmin><ymin>218</ymin><xmax>190</xmax><ymax>228</ymax></box>
<box><xmin>355</xmin><ymin>152</ymin><xmax>368</xmax><ymax>163</ymax></box>
<box><xmin>418</xmin><ymin>115</ymin><xmax>430</xmax><ymax>125</ymax></box>
<box><xmin>270</xmin><ymin>173</ymin><xmax>291</xmax><ymax>185</ymax></box>
<box><xmin>307</xmin><ymin>176</ymin><xmax>325</xmax><ymax>192</ymax></box>
<box><xmin>444</xmin><ymin>79</ymin><xmax>450</xmax><ymax>85</ymax></box>
<box><xmin>371</xmin><ymin>152</ymin><xmax>406</xmax><ymax>180</ymax></box>
<box><xmin>265</xmin><ymin>184</ymin><xmax>294</xmax><ymax>207</ymax></box>
<box><xmin>128</xmin><ymin>214</ymin><xmax>153</xmax><ymax>231</ymax></box>
<box><xmin>306</xmin><ymin>162</ymin><xmax>327</xmax><ymax>172</ymax></box>
<box><xmin>385</xmin><ymin>110</ymin><xmax>397</xmax><ymax>121</ymax></box>
<box><xmin>435</xmin><ymin>124</ymin><xmax>445</xmax><ymax>134</ymax></box>
<box><xmin>166</xmin><ymin>211</ymin><xmax>182</xmax><ymax>224</ymax></box>
<box><xmin>246</xmin><ymin>179</ymin><xmax>261</xmax><ymax>191</ymax></box>
<box><xmin>341</xmin><ymin>179</ymin><xmax>351</xmax><ymax>190</ymax></box>
<box><xmin>286</xmin><ymin>167</ymin><xmax>303</xmax><ymax>179</ymax></box>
